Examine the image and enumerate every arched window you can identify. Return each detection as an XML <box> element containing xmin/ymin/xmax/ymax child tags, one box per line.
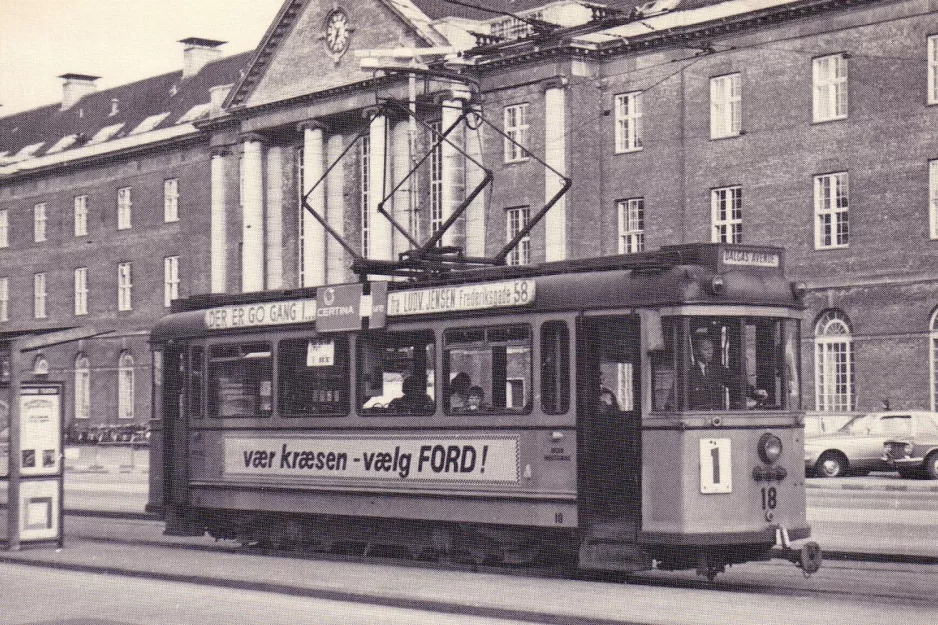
<box><xmin>33</xmin><ymin>354</ymin><xmax>49</xmax><ymax>376</ymax></box>
<box><xmin>118</xmin><ymin>351</ymin><xmax>134</xmax><ymax>420</ymax></box>
<box><xmin>815</xmin><ymin>310</ymin><xmax>854</xmax><ymax>412</ymax></box>
<box><xmin>75</xmin><ymin>354</ymin><xmax>90</xmax><ymax>420</ymax></box>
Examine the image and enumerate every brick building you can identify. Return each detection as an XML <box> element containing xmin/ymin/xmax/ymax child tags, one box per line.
<box><xmin>3</xmin><ymin>0</ymin><xmax>938</xmax><ymax>434</ymax></box>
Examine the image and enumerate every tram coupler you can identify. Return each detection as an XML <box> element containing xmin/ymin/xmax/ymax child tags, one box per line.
<box><xmin>776</xmin><ymin>526</ymin><xmax>822</xmax><ymax>576</ymax></box>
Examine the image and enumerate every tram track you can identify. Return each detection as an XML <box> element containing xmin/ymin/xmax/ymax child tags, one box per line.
<box><xmin>34</xmin><ymin>509</ymin><xmax>938</xmax><ymax>610</ymax></box>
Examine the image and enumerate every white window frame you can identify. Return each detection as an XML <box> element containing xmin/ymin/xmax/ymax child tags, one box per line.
<box><xmin>33</xmin><ymin>203</ymin><xmax>47</xmax><ymax>242</ymax></box>
<box><xmin>617</xmin><ymin>198</ymin><xmax>645</xmax><ymax>253</ymax></box>
<box><xmin>506</xmin><ymin>206</ymin><xmax>531</xmax><ymax>266</ymax></box>
<box><xmin>164</xmin><ymin>178</ymin><xmax>179</xmax><ymax>222</ymax></box>
<box><xmin>164</xmin><ymin>256</ymin><xmax>180</xmax><ymax>307</ymax></box>
<box><xmin>117</xmin><ymin>186</ymin><xmax>132</xmax><ymax>230</ymax></box>
<box><xmin>503</xmin><ymin>103</ymin><xmax>530</xmax><ymax>163</ymax></box>
<box><xmin>74</xmin><ymin>267</ymin><xmax>88</xmax><ymax>316</ymax></box>
<box><xmin>0</xmin><ymin>209</ymin><xmax>8</xmax><ymax>248</ymax></box>
<box><xmin>813</xmin><ymin>54</ymin><xmax>848</xmax><ymax>122</ymax></box>
<box><xmin>0</xmin><ymin>277</ymin><xmax>8</xmax><ymax>322</ymax></box>
<box><xmin>118</xmin><ymin>351</ymin><xmax>135</xmax><ymax>420</ymax></box>
<box><xmin>814</xmin><ymin>172</ymin><xmax>849</xmax><ymax>249</ymax></box>
<box><xmin>614</xmin><ymin>91</ymin><xmax>643</xmax><ymax>153</ymax></box>
<box><xmin>931</xmin><ymin>309</ymin><xmax>938</xmax><ymax>411</ymax></box>
<box><xmin>930</xmin><ymin>160</ymin><xmax>938</xmax><ymax>239</ymax></box>
<box><xmin>360</xmin><ymin>134</ymin><xmax>370</xmax><ymax>256</ymax></box>
<box><xmin>75</xmin><ymin>354</ymin><xmax>91</xmax><ymax>420</ymax></box>
<box><xmin>118</xmin><ymin>262</ymin><xmax>133</xmax><ymax>311</ymax></box>
<box><xmin>815</xmin><ymin>310</ymin><xmax>854</xmax><ymax>412</ymax></box>
<box><xmin>929</xmin><ymin>35</ymin><xmax>938</xmax><ymax>105</ymax></box>
<box><xmin>710</xmin><ymin>73</ymin><xmax>741</xmax><ymax>139</ymax></box>
<box><xmin>74</xmin><ymin>195</ymin><xmax>88</xmax><ymax>237</ymax></box>
<box><xmin>711</xmin><ymin>186</ymin><xmax>743</xmax><ymax>243</ymax></box>
<box><xmin>33</xmin><ymin>272</ymin><xmax>47</xmax><ymax>319</ymax></box>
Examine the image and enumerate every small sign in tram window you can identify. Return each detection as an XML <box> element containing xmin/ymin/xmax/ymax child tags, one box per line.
<box><xmin>307</xmin><ymin>339</ymin><xmax>335</xmax><ymax>367</ymax></box>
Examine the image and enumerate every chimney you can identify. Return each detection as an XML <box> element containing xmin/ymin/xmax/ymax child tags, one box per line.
<box><xmin>180</xmin><ymin>38</ymin><xmax>226</xmax><ymax>79</ymax></box>
<box><xmin>59</xmin><ymin>73</ymin><xmax>100</xmax><ymax>110</ymax></box>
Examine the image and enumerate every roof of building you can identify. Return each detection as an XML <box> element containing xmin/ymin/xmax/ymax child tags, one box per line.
<box><xmin>0</xmin><ymin>51</ymin><xmax>252</xmax><ymax>167</ymax></box>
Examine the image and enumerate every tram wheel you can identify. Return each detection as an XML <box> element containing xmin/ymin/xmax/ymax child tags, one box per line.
<box><xmin>815</xmin><ymin>452</ymin><xmax>847</xmax><ymax>478</ymax></box>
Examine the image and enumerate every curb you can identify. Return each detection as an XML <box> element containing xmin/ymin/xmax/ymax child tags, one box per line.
<box><xmin>805</xmin><ymin>481</ymin><xmax>938</xmax><ymax>492</ymax></box>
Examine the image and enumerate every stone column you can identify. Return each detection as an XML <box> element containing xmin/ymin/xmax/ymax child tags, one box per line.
<box><xmin>367</xmin><ymin>110</ymin><xmax>393</xmax><ymax>261</ymax></box>
<box><xmin>300</xmin><ymin>122</ymin><xmax>327</xmax><ymax>287</ymax></box>
<box><xmin>440</xmin><ymin>95</ymin><xmax>466</xmax><ymax>250</ymax></box>
<box><xmin>265</xmin><ymin>145</ymin><xmax>284</xmax><ymax>290</ymax></box>
<box><xmin>326</xmin><ymin>134</ymin><xmax>347</xmax><ymax>283</ymax></box>
<box><xmin>392</xmin><ymin>120</ymin><xmax>414</xmax><ymax>252</ymax></box>
<box><xmin>465</xmin><ymin>104</ymin><xmax>487</xmax><ymax>257</ymax></box>
<box><xmin>240</xmin><ymin>133</ymin><xmax>266</xmax><ymax>292</ymax></box>
<box><xmin>544</xmin><ymin>79</ymin><xmax>568</xmax><ymax>262</ymax></box>
<box><xmin>210</xmin><ymin>148</ymin><xmax>228</xmax><ymax>293</ymax></box>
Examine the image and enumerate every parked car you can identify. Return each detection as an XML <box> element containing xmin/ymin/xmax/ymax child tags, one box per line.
<box><xmin>882</xmin><ymin>416</ymin><xmax>938</xmax><ymax>478</ymax></box>
<box><xmin>805</xmin><ymin>411</ymin><xmax>938</xmax><ymax>477</ymax></box>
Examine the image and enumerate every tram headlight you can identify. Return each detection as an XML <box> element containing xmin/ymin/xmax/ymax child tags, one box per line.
<box><xmin>708</xmin><ymin>275</ymin><xmax>725</xmax><ymax>295</ymax></box>
<box><xmin>758</xmin><ymin>433</ymin><xmax>783</xmax><ymax>464</ymax></box>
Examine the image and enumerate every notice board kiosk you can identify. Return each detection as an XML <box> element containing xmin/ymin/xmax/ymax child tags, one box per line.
<box><xmin>1</xmin><ymin>334</ymin><xmax>68</xmax><ymax>550</ymax></box>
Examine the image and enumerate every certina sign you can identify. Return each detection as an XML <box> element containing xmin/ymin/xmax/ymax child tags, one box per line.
<box><xmin>204</xmin><ymin>299</ymin><xmax>318</xmax><ymax>330</ymax></box>
<box><xmin>387</xmin><ymin>279</ymin><xmax>535</xmax><ymax>316</ymax></box>
<box><xmin>721</xmin><ymin>249</ymin><xmax>780</xmax><ymax>268</ymax></box>
<box><xmin>224</xmin><ymin>436</ymin><xmax>519</xmax><ymax>483</ymax></box>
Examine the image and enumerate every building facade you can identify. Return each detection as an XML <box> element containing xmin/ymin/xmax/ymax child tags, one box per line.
<box><xmin>3</xmin><ymin>0</ymin><xmax>938</xmax><ymax>436</ymax></box>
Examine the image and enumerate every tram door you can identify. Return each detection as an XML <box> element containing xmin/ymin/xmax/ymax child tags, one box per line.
<box><xmin>162</xmin><ymin>345</ymin><xmax>200</xmax><ymax>535</ymax></box>
<box><xmin>577</xmin><ymin>316</ymin><xmax>646</xmax><ymax>570</ymax></box>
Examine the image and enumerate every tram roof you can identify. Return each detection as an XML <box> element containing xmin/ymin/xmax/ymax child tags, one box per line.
<box><xmin>151</xmin><ymin>244</ymin><xmax>801</xmax><ymax>343</ymax></box>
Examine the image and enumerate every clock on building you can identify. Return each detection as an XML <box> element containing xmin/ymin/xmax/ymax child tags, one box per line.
<box><xmin>324</xmin><ymin>8</ymin><xmax>352</xmax><ymax>59</ymax></box>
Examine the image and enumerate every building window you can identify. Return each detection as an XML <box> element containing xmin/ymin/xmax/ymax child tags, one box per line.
<box><xmin>118</xmin><ymin>262</ymin><xmax>132</xmax><ymax>311</ymax></box>
<box><xmin>503</xmin><ymin>103</ymin><xmax>529</xmax><ymax>163</ymax></box>
<box><xmin>34</xmin><ymin>203</ymin><xmax>47</xmax><ymax>242</ymax></box>
<box><xmin>0</xmin><ymin>209</ymin><xmax>7</xmax><ymax>247</ymax></box>
<box><xmin>813</xmin><ymin>54</ymin><xmax>848</xmax><ymax>122</ymax></box>
<box><xmin>34</xmin><ymin>272</ymin><xmax>46</xmax><ymax>319</ymax></box>
<box><xmin>0</xmin><ymin>277</ymin><xmax>8</xmax><ymax>322</ymax></box>
<box><xmin>118</xmin><ymin>351</ymin><xmax>135</xmax><ymax>420</ymax></box>
<box><xmin>75</xmin><ymin>354</ymin><xmax>91</xmax><ymax>420</ymax></box>
<box><xmin>815</xmin><ymin>310</ymin><xmax>854</xmax><ymax>412</ymax></box>
<box><xmin>506</xmin><ymin>206</ymin><xmax>531</xmax><ymax>266</ymax></box>
<box><xmin>360</xmin><ymin>134</ymin><xmax>370</xmax><ymax>256</ymax></box>
<box><xmin>164</xmin><ymin>178</ymin><xmax>179</xmax><ymax>222</ymax></box>
<box><xmin>117</xmin><ymin>186</ymin><xmax>132</xmax><ymax>230</ymax></box>
<box><xmin>430</xmin><ymin>120</ymin><xmax>443</xmax><ymax>237</ymax></box>
<box><xmin>164</xmin><ymin>256</ymin><xmax>179</xmax><ymax>307</ymax></box>
<box><xmin>74</xmin><ymin>267</ymin><xmax>88</xmax><ymax>316</ymax></box>
<box><xmin>814</xmin><ymin>172</ymin><xmax>849</xmax><ymax>249</ymax></box>
<box><xmin>74</xmin><ymin>195</ymin><xmax>88</xmax><ymax>236</ymax></box>
<box><xmin>929</xmin><ymin>35</ymin><xmax>938</xmax><ymax>105</ymax></box>
<box><xmin>617</xmin><ymin>198</ymin><xmax>645</xmax><ymax>253</ymax></box>
<box><xmin>710</xmin><ymin>73</ymin><xmax>741</xmax><ymax>139</ymax></box>
<box><xmin>614</xmin><ymin>91</ymin><xmax>643</xmax><ymax>153</ymax></box>
<box><xmin>930</xmin><ymin>160</ymin><xmax>938</xmax><ymax>239</ymax></box>
<box><xmin>711</xmin><ymin>186</ymin><xmax>743</xmax><ymax>243</ymax></box>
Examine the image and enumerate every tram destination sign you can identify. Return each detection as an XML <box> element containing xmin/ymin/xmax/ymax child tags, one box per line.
<box><xmin>719</xmin><ymin>247</ymin><xmax>781</xmax><ymax>270</ymax></box>
<box><xmin>387</xmin><ymin>279</ymin><xmax>535</xmax><ymax>316</ymax></box>
<box><xmin>204</xmin><ymin>299</ymin><xmax>318</xmax><ymax>330</ymax></box>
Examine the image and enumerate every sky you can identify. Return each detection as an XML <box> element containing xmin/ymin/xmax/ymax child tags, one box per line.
<box><xmin>0</xmin><ymin>0</ymin><xmax>286</xmax><ymax>115</ymax></box>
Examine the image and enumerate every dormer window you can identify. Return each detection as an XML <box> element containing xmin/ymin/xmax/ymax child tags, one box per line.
<box><xmin>87</xmin><ymin>123</ymin><xmax>125</xmax><ymax>145</ymax></box>
<box><xmin>110</xmin><ymin>98</ymin><xmax>119</xmax><ymax>116</ymax></box>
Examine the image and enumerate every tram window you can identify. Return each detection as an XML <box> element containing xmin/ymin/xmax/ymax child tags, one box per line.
<box><xmin>358</xmin><ymin>331</ymin><xmax>435</xmax><ymax>414</ymax></box>
<box><xmin>541</xmin><ymin>321</ymin><xmax>569</xmax><ymax>414</ymax></box>
<box><xmin>278</xmin><ymin>337</ymin><xmax>349</xmax><ymax>416</ymax></box>
<box><xmin>679</xmin><ymin>317</ymin><xmax>794</xmax><ymax>411</ymax></box>
<box><xmin>444</xmin><ymin>324</ymin><xmax>532</xmax><ymax>415</ymax></box>
<box><xmin>190</xmin><ymin>346</ymin><xmax>204</xmax><ymax>419</ymax></box>
<box><xmin>208</xmin><ymin>342</ymin><xmax>273</xmax><ymax>418</ymax></box>
<box><xmin>651</xmin><ymin>317</ymin><xmax>678</xmax><ymax>411</ymax></box>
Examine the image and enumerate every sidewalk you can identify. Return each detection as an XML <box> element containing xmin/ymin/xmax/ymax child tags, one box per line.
<box><xmin>63</xmin><ymin>444</ymin><xmax>148</xmax><ymax>474</ymax></box>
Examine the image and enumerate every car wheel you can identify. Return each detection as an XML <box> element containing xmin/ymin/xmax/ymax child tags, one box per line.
<box><xmin>815</xmin><ymin>452</ymin><xmax>847</xmax><ymax>478</ymax></box>
<box><xmin>924</xmin><ymin>452</ymin><xmax>938</xmax><ymax>480</ymax></box>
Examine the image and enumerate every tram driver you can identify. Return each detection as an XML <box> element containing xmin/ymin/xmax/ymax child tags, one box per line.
<box><xmin>689</xmin><ymin>332</ymin><xmax>768</xmax><ymax>410</ymax></box>
<box><xmin>389</xmin><ymin>375</ymin><xmax>434</xmax><ymax>413</ymax></box>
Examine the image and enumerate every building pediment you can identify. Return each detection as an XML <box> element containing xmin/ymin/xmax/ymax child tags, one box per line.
<box><xmin>228</xmin><ymin>0</ymin><xmax>450</xmax><ymax>111</ymax></box>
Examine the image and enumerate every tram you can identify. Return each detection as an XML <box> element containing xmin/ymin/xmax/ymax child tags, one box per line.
<box><xmin>148</xmin><ymin>242</ymin><xmax>821</xmax><ymax>579</ymax></box>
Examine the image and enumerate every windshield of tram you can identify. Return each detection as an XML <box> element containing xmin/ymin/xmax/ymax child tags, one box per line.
<box><xmin>651</xmin><ymin>316</ymin><xmax>800</xmax><ymax>412</ymax></box>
